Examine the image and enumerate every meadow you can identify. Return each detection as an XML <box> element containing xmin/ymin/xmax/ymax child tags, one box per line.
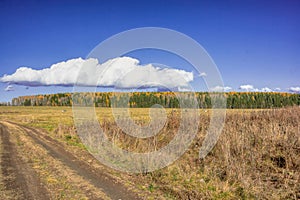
<box><xmin>0</xmin><ymin>106</ymin><xmax>299</xmax><ymax>199</ymax></box>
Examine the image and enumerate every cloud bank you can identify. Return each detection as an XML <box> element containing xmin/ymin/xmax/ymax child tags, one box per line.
<box><xmin>275</xmin><ymin>88</ymin><xmax>281</xmax><ymax>91</ymax></box>
<box><xmin>0</xmin><ymin>57</ymin><xmax>193</xmax><ymax>90</ymax></box>
<box><xmin>239</xmin><ymin>85</ymin><xmax>300</xmax><ymax>93</ymax></box>
<box><xmin>261</xmin><ymin>87</ymin><xmax>273</xmax><ymax>92</ymax></box>
<box><xmin>239</xmin><ymin>84</ymin><xmax>255</xmax><ymax>91</ymax></box>
<box><xmin>288</xmin><ymin>87</ymin><xmax>300</xmax><ymax>93</ymax></box>
<box><xmin>1</xmin><ymin>58</ymin><xmax>298</xmax><ymax>94</ymax></box>
<box><xmin>239</xmin><ymin>85</ymin><xmax>274</xmax><ymax>92</ymax></box>
<box><xmin>211</xmin><ymin>86</ymin><xmax>232</xmax><ymax>92</ymax></box>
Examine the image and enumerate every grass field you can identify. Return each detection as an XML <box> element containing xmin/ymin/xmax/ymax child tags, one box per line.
<box><xmin>0</xmin><ymin>106</ymin><xmax>299</xmax><ymax>199</ymax></box>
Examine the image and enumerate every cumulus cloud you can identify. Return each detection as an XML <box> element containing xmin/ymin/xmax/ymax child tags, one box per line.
<box><xmin>177</xmin><ymin>87</ymin><xmax>193</xmax><ymax>92</ymax></box>
<box><xmin>1</xmin><ymin>58</ymin><xmax>87</xmax><ymax>86</ymax></box>
<box><xmin>238</xmin><ymin>85</ymin><xmax>296</xmax><ymax>92</ymax></box>
<box><xmin>239</xmin><ymin>84</ymin><xmax>255</xmax><ymax>91</ymax></box>
<box><xmin>261</xmin><ymin>87</ymin><xmax>273</xmax><ymax>92</ymax></box>
<box><xmin>239</xmin><ymin>85</ymin><xmax>276</xmax><ymax>92</ymax></box>
<box><xmin>288</xmin><ymin>87</ymin><xmax>300</xmax><ymax>93</ymax></box>
<box><xmin>4</xmin><ymin>85</ymin><xmax>14</xmax><ymax>91</ymax></box>
<box><xmin>0</xmin><ymin>57</ymin><xmax>193</xmax><ymax>90</ymax></box>
<box><xmin>210</xmin><ymin>86</ymin><xmax>232</xmax><ymax>92</ymax></box>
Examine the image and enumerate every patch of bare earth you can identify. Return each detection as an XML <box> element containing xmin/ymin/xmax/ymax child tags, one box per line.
<box><xmin>0</xmin><ymin>123</ymin><xmax>49</xmax><ymax>200</ymax></box>
<box><xmin>0</xmin><ymin>121</ymin><xmax>143</xmax><ymax>200</ymax></box>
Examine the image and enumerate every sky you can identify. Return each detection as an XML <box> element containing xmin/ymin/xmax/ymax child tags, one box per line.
<box><xmin>0</xmin><ymin>0</ymin><xmax>299</xmax><ymax>102</ymax></box>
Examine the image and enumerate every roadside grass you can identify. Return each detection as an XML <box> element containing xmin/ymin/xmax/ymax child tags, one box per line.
<box><xmin>0</xmin><ymin>106</ymin><xmax>299</xmax><ymax>199</ymax></box>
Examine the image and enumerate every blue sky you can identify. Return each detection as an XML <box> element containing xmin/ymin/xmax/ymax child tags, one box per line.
<box><xmin>0</xmin><ymin>0</ymin><xmax>299</xmax><ymax>102</ymax></box>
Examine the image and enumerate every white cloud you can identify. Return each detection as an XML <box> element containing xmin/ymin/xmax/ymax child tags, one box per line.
<box><xmin>288</xmin><ymin>86</ymin><xmax>300</xmax><ymax>93</ymax></box>
<box><xmin>211</xmin><ymin>86</ymin><xmax>232</xmax><ymax>92</ymax></box>
<box><xmin>199</xmin><ymin>72</ymin><xmax>207</xmax><ymax>77</ymax></box>
<box><xmin>274</xmin><ymin>87</ymin><xmax>281</xmax><ymax>91</ymax></box>
<box><xmin>261</xmin><ymin>87</ymin><xmax>273</xmax><ymax>92</ymax></box>
<box><xmin>239</xmin><ymin>85</ymin><xmax>275</xmax><ymax>92</ymax></box>
<box><xmin>239</xmin><ymin>84</ymin><xmax>254</xmax><ymax>91</ymax></box>
<box><xmin>177</xmin><ymin>87</ymin><xmax>193</xmax><ymax>92</ymax></box>
<box><xmin>0</xmin><ymin>57</ymin><xmax>193</xmax><ymax>90</ymax></box>
<box><xmin>4</xmin><ymin>85</ymin><xmax>14</xmax><ymax>91</ymax></box>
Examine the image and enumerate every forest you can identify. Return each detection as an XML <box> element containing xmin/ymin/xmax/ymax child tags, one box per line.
<box><xmin>9</xmin><ymin>92</ymin><xmax>300</xmax><ymax>109</ymax></box>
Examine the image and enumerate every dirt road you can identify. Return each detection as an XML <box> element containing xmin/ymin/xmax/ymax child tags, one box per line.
<box><xmin>0</xmin><ymin>121</ymin><xmax>142</xmax><ymax>200</ymax></box>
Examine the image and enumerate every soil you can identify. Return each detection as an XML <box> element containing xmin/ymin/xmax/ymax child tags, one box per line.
<box><xmin>0</xmin><ymin>124</ymin><xmax>50</xmax><ymax>199</ymax></box>
<box><xmin>0</xmin><ymin>122</ymin><xmax>142</xmax><ymax>200</ymax></box>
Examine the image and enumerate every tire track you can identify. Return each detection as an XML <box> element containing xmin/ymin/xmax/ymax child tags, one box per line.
<box><xmin>5</xmin><ymin>121</ymin><xmax>141</xmax><ymax>200</ymax></box>
<box><xmin>0</xmin><ymin>124</ymin><xmax>50</xmax><ymax>200</ymax></box>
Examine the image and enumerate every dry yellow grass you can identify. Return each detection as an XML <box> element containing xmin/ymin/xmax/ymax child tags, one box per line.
<box><xmin>0</xmin><ymin>106</ymin><xmax>299</xmax><ymax>199</ymax></box>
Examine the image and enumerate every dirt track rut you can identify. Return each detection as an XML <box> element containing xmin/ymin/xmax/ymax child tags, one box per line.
<box><xmin>0</xmin><ymin>124</ymin><xmax>50</xmax><ymax>199</ymax></box>
<box><xmin>0</xmin><ymin>121</ymin><xmax>141</xmax><ymax>200</ymax></box>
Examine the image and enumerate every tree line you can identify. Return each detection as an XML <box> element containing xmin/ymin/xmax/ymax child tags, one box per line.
<box><xmin>10</xmin><ymin>92</ymin><xmax>300</xmax><ymax>109</ymax></box>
